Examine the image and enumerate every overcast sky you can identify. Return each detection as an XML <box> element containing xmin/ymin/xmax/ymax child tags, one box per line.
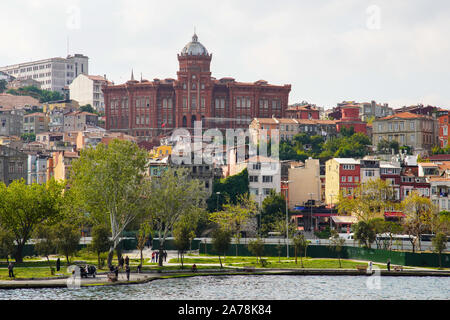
<box><xmin>1</xmin><ymin>0</ymin><xmax>449</xmax><ymax>109</ymax></box>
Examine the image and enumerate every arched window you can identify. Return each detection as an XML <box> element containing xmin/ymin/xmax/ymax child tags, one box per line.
<box><xmin>182</xmin><ymin>116</ymin><xmax>187</xmax><ymax>127</ymax></box>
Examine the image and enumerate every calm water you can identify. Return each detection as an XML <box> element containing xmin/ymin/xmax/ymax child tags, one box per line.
<box><xmin>1</xmin><ymin>275</ymin><xmax>449</xmax><ymax>300</ymax></box>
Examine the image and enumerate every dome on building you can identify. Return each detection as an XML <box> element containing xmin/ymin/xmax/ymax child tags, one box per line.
<box><xmin>181</xmin><ymin>33</ymin><xmax>208</xmax><ymax>56</ymax></box>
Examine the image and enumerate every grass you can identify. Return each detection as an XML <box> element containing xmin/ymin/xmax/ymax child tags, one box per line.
<box><xmin>0</xmin><ymin>267</ymin><xmax>71</xmax><ymax>280</ymax></box>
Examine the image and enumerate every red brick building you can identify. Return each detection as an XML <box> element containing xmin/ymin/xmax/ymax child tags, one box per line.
<box><xmin>336</xmin><ymin>104</ymin><xmax>367</xmax><ymax>134</ymax></box>
<box><xmin>438</xmin><ymin>114</ymin><xmax>449</xmax><ymax>148</ymax></box>
<box><xmin>285</xmin><ymin>104</ymin><xmax>320</xmax><ymax>120</ymax></box>
<box><xmin>103</xmin><ymin>34</ymin><xmax>291</xmax><ymax>140</ymax></box>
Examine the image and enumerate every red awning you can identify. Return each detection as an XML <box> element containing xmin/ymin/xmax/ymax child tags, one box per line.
<box><xmin>384</xmin><ymin>212</ymin><xmax>406</xmax><ymax>218</ymax></box>
<box><xmin>313</xmin><ymin>213</ymin><xmax>337</xmax><ymax>217</ymax></box>
<box><xmin>292</xmin><ymin>215</ymin><xmax>303</xmax><ymax>218</ymax></box>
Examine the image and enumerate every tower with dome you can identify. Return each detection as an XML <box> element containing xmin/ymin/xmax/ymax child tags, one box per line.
<box><xmin>103</xmin><ymin>33</ymin><xmax>291</xmax><ymax>140</ymax></box>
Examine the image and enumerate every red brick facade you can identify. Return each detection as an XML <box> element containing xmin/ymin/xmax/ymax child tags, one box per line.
<box><xmin>336</xmin><ymin>105</ymin><xmax>367</xmax><ymax>134</ymax></box>
<box><xmin>439</xmin><ymin>115</ymin><xmax>449</xmax><ymax>148</ymax></box>
<box><xmin>103</xmin><ymin>34</ymin><xmax>291</xmax><ymax>140</ymax></box>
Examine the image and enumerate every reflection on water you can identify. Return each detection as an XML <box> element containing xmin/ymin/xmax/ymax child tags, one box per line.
<box><xmin>1</xmin><ymin>275</ymin><xmax>449</xmax><ymax>300</ymax></box>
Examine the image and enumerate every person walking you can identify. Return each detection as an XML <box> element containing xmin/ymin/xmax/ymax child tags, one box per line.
<box><xmin>387</xmin><ymin>259</ymin><xmax>391</xmax><ymax>272</ymax></box>
<box><xmin>56</xmin><ymin>258</ymin><xmax>61</xmax><ymax>272</ymax></box>
<box><xmin>151</xmin><ymin>252</ymin><xmax>155</xmax><ymax>263</ymax></box>
<box><xmin>125</xmin><ymin>255</ymin><xmax>129</xmax><ymax>266</ymax></box>
<box><xmin>164</xmin><ymin>251</ymin><xmax>167</xmax><ymax>262</ymax></box>
<box><xmin>368</xmin><ymin>261</ymin><xmax>373</xmax><ymax>273</ymax></box>
<box><xmin>125</xmin><ymin>264</ymin><xmax>131</xmax><ymax>281</ymax></box>
<box><xmin>155</xmin><ymin>251</ymin><xmax>159</xmax><ymax>263</ymax></box>
<box><xmin>119</xmin><ymin>256</ymin><xmax>124</xmax><ymax>269</ymax></box>
<box><xmin>8</xmin><ymin>262</ymin><xmax>14</xmax><ymax>278</ymax></box>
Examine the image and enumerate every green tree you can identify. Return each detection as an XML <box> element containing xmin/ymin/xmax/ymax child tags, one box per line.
<box><xmin>207</xmin><ymin>168</ymin><xmax>249</xmax><ymax>212</ymax></box>
<box><xmin>147</xmin><ymin>167</ymin><xmax>207</xmax><ymax>267</ymax></box>
<box><xmin>401</xmin><ymin>191</ymin><xmax>436</xmax><ymax>252</ymax></box>
<box><xmin>55</xmin><ymin>222</ymin><xmax>81</xmax><ymax>265</ymax></box>
<box><xmin>337</xmin><ymin>178</ymin><xmax>398</xmax><ymax>222</ymax></box>
<box><xmin>293</xmin><ymin>233</ymin><xmax>310</xmax><ymax>267</ymax></box>
<box><xmin>211</xmin><ymin>228</ymin><xmax>231</xmax><ymax>268</ymax></box>
<box><xmin>209</xmin><ymin>194</ymin><xmax>257</xmax><ymax>256</ymax></box>
<box><xmin>377</xmin><ymin>139</ymin><xmax>399</xmax><ymax>154</ymax></box>
<box><xmin>34</xmin><ymin>225</ymin><xmax>56</xmax><ymax>273</ymax></box>
<box><xmin>0</xmin><ymin>80</ymin><xmax>7</xmax><ymax>93</ymax></box>
<box><xmin>90</xmin><ymin>224</ymin><xmax>112</xmax><ymax>268</ymax></box>
<box><xmin>259</xmin><ymin>190</ymin><xmax>286</xmax><ymax>235</ymax></box>
<box><xmin>135</xmin><ymin>222</ymin><xmax>151</xmax><ymax>268</ymax></box>
<box><xmin>173</xmin><ymin>213</ymin><xmax>198</xmax><ymax>269</ymax></box>
<box><xmin>432</xmin><ymin>232</ymin><xmax>447</xmax><ymax>269</ymax></box>
<box><xmin>352</xmin><ymin>220</ymin><xmax>376</xmax><ymax>249</ymax></box>
<box><xmin>80</xmin><ymin>104</ymin><xmax>95</xmax><ymax>114</ymax></box>
<box><xmin>68</xmin><ymin>139</ymin><xmax>149</xmax><ymax>267</ymax></box>
<box><xmin>248</xmin><ymin>237</ymin><xmax>265</xmax><ymax>265</ymax></box>
<box><xmin>0</xmin><ymin>227</ymin><xmax>15</xmax><ymax>263</ymax></box>
<box><xmin>329</xmin><ymin>230</ymin><xmax>346</xmax><ymax>268</ymax></box>
<box><xmin>0</xmin><ymin>179</ymin><xmax>65</xmax><ymax>262</ymax></box>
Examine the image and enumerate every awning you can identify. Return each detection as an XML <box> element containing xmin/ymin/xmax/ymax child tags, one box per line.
<box><xmin>331</xmin><ymin>216</ymin><xmax>358</xmax><ymax>224</ymax></box>
<box><xmin>384</xmin><ymin>212</ymin><xmax>406</xmax><ymax>218</ymax></box>
<box><xmin>313</xmin><ymin>213</ymin><xmax>337</xmax><ymax>217</ymax></box>
<box><xmin>293</xmin><ymin>206</ymin><xmax>305</xmax><ymax>211</ymax></box>
<box><xmin>292</xmin><ymin>214</ymin><xmax>303</xmax><ymax>218</ymax></box>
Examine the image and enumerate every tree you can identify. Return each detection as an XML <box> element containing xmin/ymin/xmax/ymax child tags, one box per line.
<box><xmin>209</xmin><ymin>194</ymin><xmax>257</xmax><ymax>256</ymax></box>
<box><xmin>135</xmin><ymin>222</ymin><xmax>151</xmax><ymax>268</ymax></box>
<box><xmin>55</xmin><ymin>222</ymin><xmax>81</xmax><ymax>265</ymax></box>
<box><xmin>211</xmin><ymin>228</ymin><xmax>231</xmax><ymax>268</ymax></box>
<box><xmin>248</xmin><ymin>237</ymin><xmax>265</xmax><ymax>265</ymax></box>
<box><xmin>383</xmin><ymin>221</ymin><xmax>404</xmax><ymax>251</ymax></box>
<box><xmin>147</xmin><ymin>167</ymin><xmax>207</xmax><ymax>267</ymax></box>
<box><xmin>173</xmin><ymin>213</ymin><xmax>198</xmax><ymax>269</ymax></box>
<box><xmin>337</xmin><ymin>178</ymin><xmax>398</xmax><ymax>222</ymax></box>
<box><xmin>68</xmin><ymin>139</ymin><xmax>149</xmax><ymax>267</ymax></box>
<box><xmin>207</xmin><ymin>168</ymin><xmax>249</xmax><ymax>212</ymax></box>
<box><xmin>259</xmin><ymin>190</ymin><xmax>286</xmax><ymax>235</ymax></box>
<box><xmin>432</xmin><ymin>233</ymin><xmax>447</xmax><ymax>269</ymax></box>
<box><xmin>377</xmin><ymin>139</ymin><xmax>399</xmax><ymax>154</ymax></box>
<box><xmin>293</xmin><ymin>233</ymin><xmax>310</xmax><ymax>267</ymax></box>
<box><xmin>80</xmin><ymin>104</ymin><xmax>95</xmax><ymax>114</ymax></box>
<box><xmin>352</xmin><ymin>220</ymin><xmax>377</xmax><ymax>249</ymax></box>
<box><xmin>0</xmin><ymin>179</ymin><xmax>65</xmax><ymax>262</ymax></box>
<box><xmin>0</xmin><ymin>227</ymin><xmax>15</xmax><ymax>263</ymax></box>
<box><xmin>34</xmin><ymin>225</ymin><xmax>56</xmax><ymax>273</ymax></box>
<box><xmin>329</xmin><ymin>230</ymin><xmax>346</xmax><ymax>268</ymax></box>
<box><xmin>0</xmin><ymin>79</ymin><xmax>7</xmax><ymax>93</ymax></box>
<box><xmin>90</xmin><ymin>224</ymin><xmax>112</xmax><ymax>268</ymax></box>
<box><xmin>401</xmin><ymin>191</ymin><xmax>436</xmax><ymax>252</ymax></box>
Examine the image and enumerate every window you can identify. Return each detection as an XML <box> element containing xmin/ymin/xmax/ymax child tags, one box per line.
<box><xmin>252</xmin><ymin>163</ymin><xmax>261</xmax><ymax>170</ymax></box>
<box><xmin>263</xmin><ymin>188</ymin><xmax>272</xmax><ymax>195</ymax></box>
<box><xmin>410</xmin><ymin>121</ymin><xmax>415</xmax><ymax>130</ymax></box>
<box><xmin>355</xmin><ymin>176</ymin><xmax>359</xmax><ymax>183</ymax></box>
<box><xmin>262</xmin><ymin>176</ymin><xmax>273</xmax><ymax>183</ymax></box>
<box><xmin>365</xmin><ymin>170</ymin><xmax>375</xmax><ymax>177</ymax></box>
<box><xmin>348</xmin><ymin>176</ymin><xmax>353</xmax><ymax>182</ymax></box>
<box><xmin>249</xmin><ymin>176</ymin><xmax>259</xmax><ymax>182</ymax></box>
<box><xmin>341</xmin><ymin>176</ymin><xmax>346</xmax><ymax>182</ymax></box>
<box><xmin>342</xmin><ymin>165</ymin><xmax>355</xmax><ymax>170</ymax></box>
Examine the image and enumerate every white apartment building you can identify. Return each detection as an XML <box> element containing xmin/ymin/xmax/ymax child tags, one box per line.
<box><xmin>69</xmin><ymin>74</ymin><xmax>110</xmax><ymax>112</ymax></box>
<box><xmin>247</xmin><ymin>155</ymin><xmax>281</xmax><ymax>206</ymax></box>
<box><xmin>0</xmin><ymin>54</ymin><xmax>89</xmax><ymax>93</ymax></box>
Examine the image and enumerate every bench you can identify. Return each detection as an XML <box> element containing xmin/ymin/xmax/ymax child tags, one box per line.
<box><xmin>393</xmin><ymin>266</ymin><xmax>403</xmax><ymax>272</ymax></box>
<box><xmin>356</xmin><ymin>265</ymin><xmax>368</xmax><ymax>272</ymax></box>
<box><xmin>107</xmin><ymin>273</ymin><xmax>118</xmax><ymax>282</ymax></box>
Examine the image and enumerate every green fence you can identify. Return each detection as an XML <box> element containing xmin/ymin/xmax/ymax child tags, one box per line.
<box><xmin>199</xmin><ymin>242</ymin><xmax>450</xmax><ymax>268</ymax></box>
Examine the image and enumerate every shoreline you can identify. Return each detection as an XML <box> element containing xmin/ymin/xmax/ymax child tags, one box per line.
<box><xmin>1</xmin><ymin>268</ymin><xmax>449</xmax><ymax>290</ymax></box>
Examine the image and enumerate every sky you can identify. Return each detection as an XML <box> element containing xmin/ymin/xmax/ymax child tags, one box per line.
<box><xmin>1</xmin><ymin>0</ymin><xmax>449</xmax><ymax>110</ymax></box>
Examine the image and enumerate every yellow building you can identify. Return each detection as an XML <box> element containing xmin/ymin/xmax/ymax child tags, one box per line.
<box><xmin>43</xmin><ymin>99</ymin><xmax>79</xmax><ymax>114</ymax></box>
<box><xmin>150</xmin><ymin>145</ymin><xmax>172</xmax><ymax>159</ymax></box>
<box><xmin>325</xmin><ymin>158</ymin><xmax>361</xmax><ymax>206</ymax></box>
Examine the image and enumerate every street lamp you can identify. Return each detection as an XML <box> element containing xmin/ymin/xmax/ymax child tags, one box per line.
<box><xmin>216</xmin><ymin>192</ymin><xmax>221</xmax><ymax>211</ymax></box>
<box><xmin>281</xmin><ymin>180</ymin><xmax>292</xmax><ymax>258</ymax></box>
<box><xmin>308</xmin><ymin>192</ymin><xmax>315</xmax><ymax>233</ymax></box>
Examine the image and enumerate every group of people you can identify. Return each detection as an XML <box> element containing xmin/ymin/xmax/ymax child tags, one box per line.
<box><xmin>109</xmin><ymin>255</ymin><xmax>132</xmax><ymax>281</ymax></box>
<box><xmin>151</xmin><ymin>250</ymin><xmax>167</xmax><ymax>263</ymax></box>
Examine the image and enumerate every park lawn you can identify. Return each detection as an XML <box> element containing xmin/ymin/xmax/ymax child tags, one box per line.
<box><xmin>0</xmin><ymin>267</ymin><xmax>71</xmax><ymax>280</ymax></box>
<box><xmin>173</xmin><ymin>256</ymin><xmax>388</xmax><ymax>269</ymax></box>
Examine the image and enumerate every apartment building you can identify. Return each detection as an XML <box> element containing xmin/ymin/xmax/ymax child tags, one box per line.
<box><xmin>287</xmin><ymin>158</ymin><xmax>321</xmax><ymax>208</ymax></box>
<box><xmin>0</xmin><ymin>54</ymin><xmax>89</xmax><ymax>93</ymax></box>
<box><xmin>0</xmin><ymin>108</ymin><xmax>24</xmax><ymax>136</ymax></box>
<box><xmin>0</xmin><ymin>145</ymin><xmax>28</xmax><ymax>185</ymax></box>
<box><xmin>69</xmin><ymin>74</ymin><xmax>110</xmax><ymax>112</ymax></box>
<box><xmin>325</xmin><ymin>158</ymin><xmax>360</xmax><ymax>205</ymax></box>
<box><xmin>23</xmin><ymin>112</ymin><xmax>49</xmax><ymax>134</ymax></box>
<box><xmin>372</xmin><ymin>112</ymin><xmax>438</xmax><ymax>154</ymax></box>
<box><xmin>247</xmin><ymin>155</ymin><xmax>281</xmax><ymax>205</ymax></box>
<box><xmin>63</xmin><ymin>111</ymin><xmax>98</xmax><ymax>132</ymax></box>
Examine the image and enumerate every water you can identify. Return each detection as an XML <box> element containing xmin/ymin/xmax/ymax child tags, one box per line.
<box><xmin>1</xmin><ymin>275</ymin><xmax>449</xmax><ymax>300</ymax></box>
